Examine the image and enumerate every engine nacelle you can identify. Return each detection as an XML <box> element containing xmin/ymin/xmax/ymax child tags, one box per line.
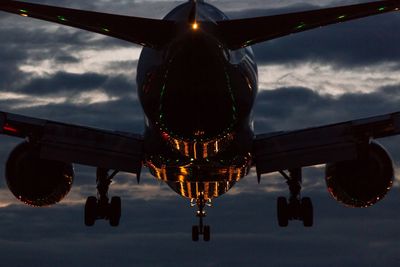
<box><xmin>325</xmin><ymin>141</ymin><xmax>394</xmax><ymax>208</ymax></box>
<box><xmin>5</xmin><ymin>142</ymin><xmax>74</xmax><ymax>207</ymax></box>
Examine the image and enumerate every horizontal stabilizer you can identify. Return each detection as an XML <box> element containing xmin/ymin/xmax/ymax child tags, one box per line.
<box><xmin>217</xmin><ymin>0</ymin><xmax>400</xmax><ymax>49</ymax></box>
<box><xmin>0</xmin><ymin>0</ymin><xmax>176</xmax><ymax>48</ymax></box>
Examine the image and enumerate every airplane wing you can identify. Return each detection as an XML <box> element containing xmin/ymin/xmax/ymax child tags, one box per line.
<box><xmin>0</xmin><ymin>111</ymin><xmax>143</xmax><ymax>174</ymax></box>
<box><xmin>0</xmin><ymin>0</ymin><xmax>176</xmax><ymax>49</ymax></box>
<box><xmin>254</xmin><ymin>112</ymin><xmax>400</xmax><ymax>177</ymax></box>
<box><xmin>217</xmin><ymin>0</ymin><xmax>400</xmax><ymax>49</ymax></box>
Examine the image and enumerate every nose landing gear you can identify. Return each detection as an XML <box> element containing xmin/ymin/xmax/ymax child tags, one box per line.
<box><xmin>84</xmin><ymin>168</ymin><xmax>122</xmax><ymax>227</ymax></box>
<box><xmin>191</xmin><ymin>197</ymin><xmax>211</xmax><ymax>242</ymax></box>
<box><xmin>277</xmin><ymin>169</ymin><xmax>313</xmax><ymax>227</ymax></box>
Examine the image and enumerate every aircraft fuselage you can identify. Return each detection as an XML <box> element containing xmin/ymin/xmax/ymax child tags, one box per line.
<box><xmin>137</xmin><ymin>2</ymin><xmax>258</xmax><ymax>200</ymax></box>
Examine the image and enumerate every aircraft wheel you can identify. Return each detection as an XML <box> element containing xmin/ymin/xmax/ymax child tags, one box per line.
<box><xmin>109</xmin><ymin>196</ymin><xmax>121</xmax><ymax>227</ymax></box>
<box><xmin>192</xmin><ymin>226</ymin><xmax>200</xmax><ymax>242</ymax></box>
<box><xmin>85</xmin><ymin>196</ymin><xmax>97</xmax><ymax>226</ymax></box>
<box><xmin>301</xmin><ymin>197</ymin><xmax>313</xmax><ymax>227</ymax></box>
<box><xmin>203</xmin><ymin>225</ymin><xmax>211</xmax><ymax>242</ymax></box>
<box><xmin>277</xmin><ymin>196</ymin><xmax>289</xmax><ymax>227</ymax></box>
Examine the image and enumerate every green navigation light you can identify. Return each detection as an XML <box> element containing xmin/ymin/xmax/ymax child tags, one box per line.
<box><xmin>57</xmin><ymin>15</ymin><xmax>67</xmax><ymax>21</ymax></box>
<box><xmin>296</xmin><ymin>22</ymin><xmax>306</xmax><ymax>30</ymax></box>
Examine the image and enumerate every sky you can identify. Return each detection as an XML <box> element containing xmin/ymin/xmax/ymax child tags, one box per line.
<box><xmin>0</xmin><ymin>0</ymin><xmax>400</xmax><ymax>266</ymax></box>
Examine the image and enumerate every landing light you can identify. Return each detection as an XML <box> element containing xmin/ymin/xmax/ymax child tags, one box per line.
<box><xmin>192</xmin><ymin>22</ymin><xmax>199</xmax><ymax>30</ymax></box>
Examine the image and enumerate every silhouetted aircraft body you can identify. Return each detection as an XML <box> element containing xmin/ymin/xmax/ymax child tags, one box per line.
<box><xmin>0</xmin><ymin>0</ymin><xmax>400</xmax><ymax>241</ymax></box>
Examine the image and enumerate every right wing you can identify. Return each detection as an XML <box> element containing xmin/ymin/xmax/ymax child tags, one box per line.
<box><xmin>254</xmin><ymin>112</ymin><xmax>400</xmax><ymax>176</ymax></box>
<box><xmin>0</xmin><ymin>111</ymin><xmax>143</xmax><ymax>174</ymax></box>
<box><xmin>218</xmin><ymin>0</ymin><xmax>400</xmax><ymax>49</ymax></box>
<box><xmin>0</xmin><ymin>0</ymin><xmax>176</xmax><ymax>48</ymax></box>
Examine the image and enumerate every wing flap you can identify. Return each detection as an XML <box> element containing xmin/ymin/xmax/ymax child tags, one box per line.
<box><xmin>0</xmin><ymin>111</ymin><xmax>143</xmax><ymax>173</ymax></box>
<box><xmin>0</xmin><ymin>0</ymin><xmax>176</xmax><ymax>48</ymax></box>
<box><xmin>217</xmin><ymin>0</ymin><xmax>400</xmax><ymax>49</ymax></box>
<box><xmin>254</xmin><ymin>112</ymin><xmax>400</xmax><ymax>175</ymax></box>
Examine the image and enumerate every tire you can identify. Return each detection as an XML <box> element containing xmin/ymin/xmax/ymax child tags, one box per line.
<box><xmin>192</xmin><ymin>226</ymin><xmax>199</xmax><ymax>242</ymax></box>
<box><xmin>277</xmin><ymin>197</ymin><xmax>289</xmax><ymax>227</ymax></box>
<box><xmin>301</xmin><ymin>197</ymin><xmax>313</xmax><ymax>227</ymax></box>
<box><xmin>203</xmin><ymin>225</ymin><xmax>211</xmax><ymax>242</ymax></box>
<box><xmin>85</xmin><ymin>196</ymin><xmax>97</xmax><ymax>226</ymax></box>
<box><xmin>109</xmin><ymin>196</ymin><xmax>122</xmax><ymax>227</ymax></box>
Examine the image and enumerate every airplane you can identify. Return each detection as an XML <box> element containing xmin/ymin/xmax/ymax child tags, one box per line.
<box><xmin>0</xmin><ymin>0</ymin><xmax>399</xmax><ymax>242</ymax></box>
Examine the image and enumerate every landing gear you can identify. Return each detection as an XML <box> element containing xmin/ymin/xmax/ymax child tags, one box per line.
<box><xmin>84</xmin><ymin>196</ymin><xmax>97</xmax><ymax>226</ymax></box>
<box><xmin>191</xmin><ymin>197</ymin><xmax>212</xmax><ymax>242</ymax></box>
<box><xmin>277</xmin><ymin>169</ymin><xmax>313</xmax><ymax>227</ymax></box>
<box><xmin>84</xmin><ymin>168</ymin><xmax>121</xmax><ymax>227</ymax></box>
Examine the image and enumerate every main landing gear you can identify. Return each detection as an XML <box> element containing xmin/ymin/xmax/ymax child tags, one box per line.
<box><xmin>191</xmin><ymin>196</ymin><xmax>212</xmax><ymax>242</ymax></box>
<box><xmin>84</xmin><ymin>168</ymin><xmax>121</xmax><ymax>227</ymax></box>
<box><xmin>277</xmin><ymin>168</ymin><xmax>313</xmax><ymax>227</ymax></box>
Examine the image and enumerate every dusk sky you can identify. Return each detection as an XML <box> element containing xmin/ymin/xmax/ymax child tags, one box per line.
<box><xmin>1</xmin><ymin>0</ymin><xmax>400</xmax><ymax>266</ymax></box>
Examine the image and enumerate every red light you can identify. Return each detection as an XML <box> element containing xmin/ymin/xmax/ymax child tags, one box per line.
<box><xmin>161</xmin><ymin>132</ymin><xmax>170</xmax><ymax>141</ymax></box>
<box><xmin>3</xmin><ymin>124</ymin><xmax>18</xmax><ymax>134</ymax></box>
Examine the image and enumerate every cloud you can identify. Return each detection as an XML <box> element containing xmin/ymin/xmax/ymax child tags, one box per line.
<box><xmin>0</xmin><ymin>191</ymin><xmax>400</xmax><ymax>267</ymax></box>
<box><xmin>16</xmin><ymin>72</ymin><xmax>108</xmax><ymax>94</ymax></box>
<box><xmin>258</xmin><ymin>63</ymin><xmax>400</xmax><ymax>95</ymax></box>
<box><xmin>254</xmin><ymin>85</ymin><xmax>400</xmax><ymax>132</ymax></box>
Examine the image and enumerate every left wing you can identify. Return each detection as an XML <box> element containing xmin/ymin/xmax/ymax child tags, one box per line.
<box><xmin>217</xmin><ymin>0</ymin><xmax>400</xmax><ymax>49</ymax></box>
<box><xmin>0</xmin><ymin>0</ymin><xmax>176</xmax><ymax>48</ymax></box>
<box><xmin>0</xmin><ymin>111</ymin><xmax>143</xmax><ymax>174</ymax></box>
<box><xmin>254</xmin><ymin>112</ymin><xmax>400</xmax><ymax>176</ymax></box>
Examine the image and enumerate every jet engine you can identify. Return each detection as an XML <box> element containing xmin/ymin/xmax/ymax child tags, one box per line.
<box><xmin>325</xmin><ymin>141</ymin><xmax>393</xmax><ymax>208</ymax></box>
<box><xmin>5</xmin><ymin>142</ymin><xmax>74</xmax><ymax>207</ymax></box>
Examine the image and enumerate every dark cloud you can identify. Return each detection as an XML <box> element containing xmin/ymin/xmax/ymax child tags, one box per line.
<box><xmin>254</xmin><ymin>85</ymin><xmax>400</xmax><ymax>132</ymax></box>
<box><xmin>53</xmin><ymin>53</ymin><xmax>80</xmax><ymax>64</ymax></box>
<box><xmin>11</xmin><ymin>94</ymin><xmax>144</xmax><ymax>132</ymax></box>
<box><xmin>18</xmin><ymin>72</ymin><xmax>107</xmax><ymax>94</ymax></box>
<box><xmin>0</xmin><ymin>44</ymin><xmax>29</xmax><ymax>87</ymax></box>
<box><xmin>0</xmin><ymin>192</ymin><xmax>400</xmax><ymax>266</ymax></box>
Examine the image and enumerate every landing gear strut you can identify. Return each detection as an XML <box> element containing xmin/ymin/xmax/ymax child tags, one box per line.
<box><xmin>84</xmin><ymin>168</ymin><xmax>121</xmax><ymax>227</ymax></box>
<box><xmin>191</xmin><ymin>196</ymin><xmax>211</xmax><ymax>242</ymax></box>
<box><xmin>277</xmin><ymin>168</ymin><xmax>313</xmax><ymax>227</ymax></box>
